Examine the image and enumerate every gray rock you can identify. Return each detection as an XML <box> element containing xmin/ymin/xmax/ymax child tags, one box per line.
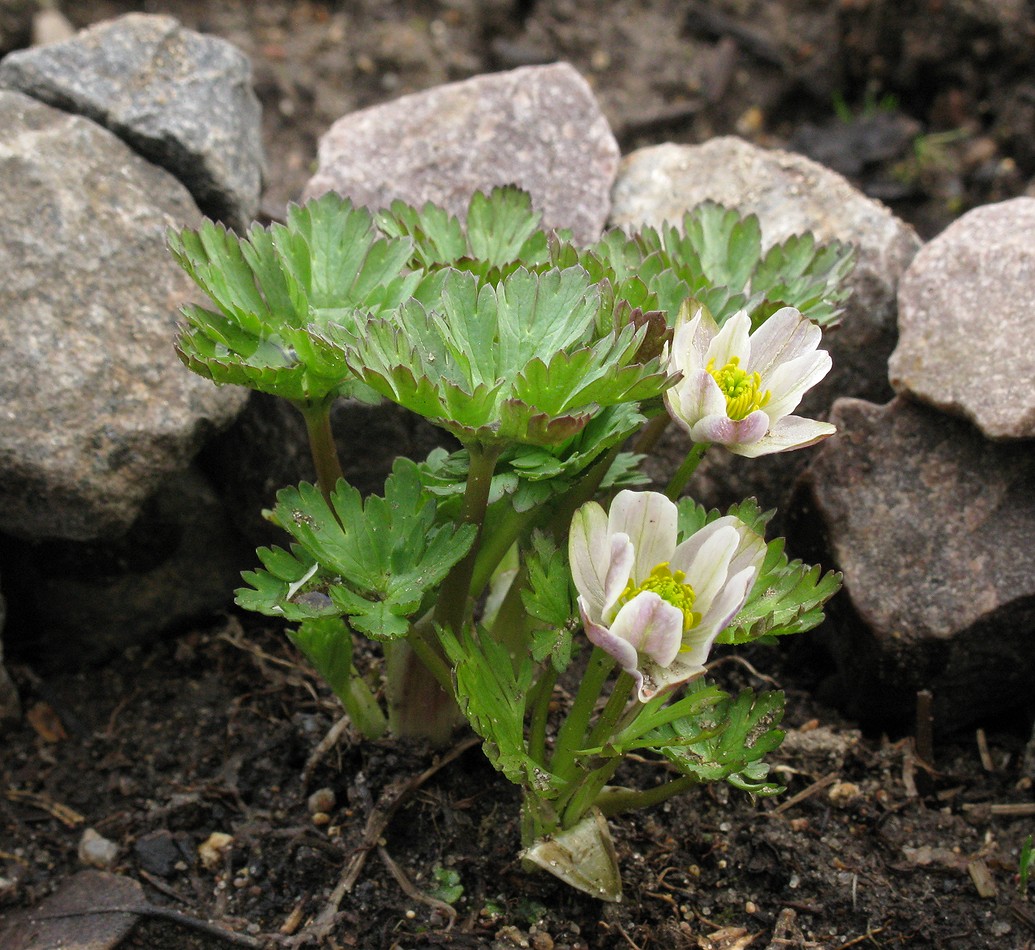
<box><xmin>2</xmin><ymin>466</ymin><xmax>250</xmax><ymax>667</ymax></box>
<box><xmin>889</xmin><ymin>197</ymin><xmax>1035</xmax><ymax>439</ymax></box>
<box><xmin>0</xmin><ymin>91</ymin><xmax>247</xmax><ymax>542</ymax></box>
<box><xmin>0</xmin><ymin>13</ymin><xmax>264</xmax><ymax>232</ymax></box>
<box><xmin>789</xmin><ymin>396</ymin><xmax>1035</xmax><ymax>732</ymax></box>
<box><xmin>304</xmin><ymin>62</ymin><xmax>619</xmax><ymax>244</ymax></box>
<box><xmin>609</xmin><ymin>138</ymin><xmax>921</xmax><ymax>516</ymax></box>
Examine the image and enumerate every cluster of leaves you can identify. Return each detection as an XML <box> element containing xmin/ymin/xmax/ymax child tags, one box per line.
<box><xmin>237</xmin><ymin>459</ymin><xmax>477</xmax><ymax>640</ymax></box>
<box><xmin>171</xmin><ymin>187</ymin><xmax>854</xmax><ymax>428</ymax></box>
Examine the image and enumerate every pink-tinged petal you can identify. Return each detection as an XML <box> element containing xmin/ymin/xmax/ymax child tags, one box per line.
<box><xmin>580</xmin><ymin>600</ymin><xmax>640</xmax><ymax>675</ymax></box>
<box><xmin>609</xmin><ymin>592</ymin><xmax>684</xmax><ymax>668</ymax></box>
<box><xmin>665</xmin><ymin>370</ymin><xmax>728</xmax><ymax>434</ymax></box>
<box><xmin>728</xmin><ymin>415</ymin><xmax>836</xmax><ymax>458</ymax></box>
<box><xmin>746</xmin><ymin>307</ymin><xmax>822</xmax><ymax>378</ymax></box>
<box><xmin>705</xmin><ymin>310</ymin><xmax>751</xmax><ymax>370</ymax></box>
<box><xmin>763</xmin><ymin>350</ymin><xmax>832</xmax><ymax>419</ymax></box>
<box><xmin>689</xmin><ymin>408</ymin><xmax>770</xmax><ymax>447</ymax></box>
<box><xmin>601</xmin><ymin>533</ymin><xmax>636</xmax><ymax>621</ymax></box>
<box><xmin>608</xmin><ymin>491</ymin><xmax>677</xmax><ymax>585</ymax></box>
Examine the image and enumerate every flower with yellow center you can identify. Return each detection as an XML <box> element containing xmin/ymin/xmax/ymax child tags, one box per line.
<box><xmin>569</xmin><ymin>490</ymin><xmax>766</xmax><ymax>702</ymax></box>
<box><xmin>665</xmin><ymin>304</ymin><xmax>835</xmax><ymax>458</ymax></box>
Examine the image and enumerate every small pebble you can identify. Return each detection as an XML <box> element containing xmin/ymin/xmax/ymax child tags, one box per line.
<box><xmin>198</xmin><ymin>832</ymin><xmax>234</xmax><ymax>871</ymax></box>
<box><xmin>78</xmin><ymin>828</ymin><xmax>119</xmax><ymax>870</ymax></box>
<box><xmin>307</xmin><ymin>787</ymin><xmax>336</xmax><ymax>815</ymax></box>
<box><xmin>828</xmin><ymin>781</ymin><xmax>862</xmax><ymax>807</ymax></box>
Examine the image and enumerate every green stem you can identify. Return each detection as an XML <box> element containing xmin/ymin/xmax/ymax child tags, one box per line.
<box><xmin>584</xmin><ymin>672</ymin><xmax>635</xmax><ymax>752</ymax></box>
<box><xmin>556</xmin><ymin>672</ymin><xmax>635</xmax><ymax>827</ymax></box>
<box><xmin>341</xmin><ymin>666</ymin><xmax>388</xmax><ymax>739</ymax></box>
<box><xmin>665</xmin><ymin>441</ymin><xmax>710</xmax><ymax>500</ymax></box>
<box><xmin>469</xmin><ymin>503</ymin><xmax>537</xmax><ymax>601</ymax></box>
<box><xmin>594</xmin><ymin>775</ymin><xmax>700</xmax><ymax>818</ymax></box>
<box><xmin>528</xmin><ymin>664</ymin><xmax>558</xmax><ymax>767</ymax></box>
<box><xmin>297</xmin><ymin>400</ymin><xmax>345</xmax><ymax>506</ymax></box>
<box><xmin>434</xmin><ymin>443</ymin><xmax>501</xmax><ymax>634</ymax></box>
<box><xmin>550</xmin><ymin>648</ymin><xmax>614</xmax><ymax>781</ymax></box>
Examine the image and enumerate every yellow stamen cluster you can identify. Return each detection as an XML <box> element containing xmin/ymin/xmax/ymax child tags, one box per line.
<box><xmin>707</xmin><ymin>356</ymin><xmax>771</xmax><ymax>421</ymax></box>
<box><xmin>621</xmin><ymin>562</ymin><xmax>700</xmax><ymax>633</ymax></box>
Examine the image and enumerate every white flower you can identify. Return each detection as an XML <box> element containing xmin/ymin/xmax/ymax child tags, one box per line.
<box><xmin>664</xmin><ymin>304</ymin><xmax>835</xmax><ymax>457</ymax></box>
<box><xmin>568</xmin><ymin>490</ymin><xmax>766</xmax><ymax>702</ymax></box>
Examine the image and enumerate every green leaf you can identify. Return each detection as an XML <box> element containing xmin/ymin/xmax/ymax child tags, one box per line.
<box><xmin>237</xmin><ymin>459</ymin><xmax>478</xmax><ymax>641</ymax></box>
<box><xmin>377</xmin><ymin>186</ymin><xmax>550</xmax><ymax>276</ymax></box>
<box><xmin>642</xmin><ymin>688</ymin><xmax>786</xmax><ymax>794</ymax></box>
<box><xmin>522</xmin><ymin>532</ymin><xmax>579</xmax><ymax>674</ymax></box>
<box><xmin>287</xmin><ymin>617</ymin><xmax>354</xmax><ymax>706</ymax></box>
<box><xmin>170</xmin><ymin>192</ymin><xmax>417</xmax><ymax>404</ymax></box>
<box><xmin>316</xmin><ymin>267</ymin><xmax>665</xmax><ymax>448</ymax></box>
<box><xmin>750</xmin><ymin>231</ymin><xmax>856</xmax><ymax>328</ymax></box>
<box><xmin>439</xmin><ymin>624</ymin><xmax>559</xmax><ymax>794</ymax></box>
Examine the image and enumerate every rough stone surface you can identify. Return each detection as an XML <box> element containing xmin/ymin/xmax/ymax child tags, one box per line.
<box><xmin>0</xmin><ymin>13</ymin><xmax>264</xmax><ymax>232</ymax></box>
<box><xmin>0</xmin><ymin>91</ymin><xmax>247</xmax><ymax>542</ymax></box>
<box><xmin>1</xmin><ymin>467</ymin><xmax>251</xmax><ymax>667</ymax></box>
<box><xmin>303</xmin><ymin>62</ymin><xmax>619</xmax><ymax>244</ymax></box>
<box><xmin>889</xmin><ymin>197</ymin><xmax>1035</xmax><ymax>439</ymax></box>
<box><xmin>789</xmin><ymin>396</ymin><xmax>1035</xmax><ymax>732</ymax></box>
<box><xmin>610</xmin><ymin>137</ymin><xmax>921</xmax><ymax>517</ymax></box>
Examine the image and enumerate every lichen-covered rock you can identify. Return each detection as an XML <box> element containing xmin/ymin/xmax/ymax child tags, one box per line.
<box><xmin>790</xmin><ymin>396</ymin><xmax>1035</xmax><ymax>732</ymax></box>
<box><xmin>890</xmin><ymin>197</ymin><xmax>1035</xmax><ymax>439</ymax></box>
<box><xmin>304</xmin><ymin>62</ymin><xmax>619</xmax><ymax>244</ymax></box>
<box><xmin>0</xmin><ymin>13</ymin><xmax>264</xmax><ymax>231</ymax></box>
<box><xmin>0</xmin><ymin>91</ymin><xmax>247</xmax><ymax>542</ymax></box>
<box><xmin>609</xmin><ymin>137</ymin><xmax>921</xmax><ymax>517</ymax></box>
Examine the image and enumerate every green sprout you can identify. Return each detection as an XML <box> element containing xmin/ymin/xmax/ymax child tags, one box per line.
<box><xmin>1020</xmin><ymin>835</ymin><xmax>1035</xmax><ymax>897</ymax></box>
<box><xmin>170</xmin><ymin>186</ymin><xmax>850</xmax><ymax>900</ymax></box>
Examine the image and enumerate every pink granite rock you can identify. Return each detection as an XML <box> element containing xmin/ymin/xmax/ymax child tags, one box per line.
<box><xmin>304</xmin><ymin>63</ymin><xmax>619</xmax><ymax>244</ymax></box>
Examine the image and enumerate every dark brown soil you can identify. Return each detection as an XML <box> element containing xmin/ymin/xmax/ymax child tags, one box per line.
<box><xmin>4</xmin><ymin>2</ymin><xmax>1035</xmax><ymax>948</ymax></box>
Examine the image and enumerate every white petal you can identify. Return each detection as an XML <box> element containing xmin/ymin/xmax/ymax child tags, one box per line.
<box><xmin>688</xmin><ymin>408</ymin><xmax>770</xmax><ymax>447</ymax></box>
<box><xmin>609</xmin><ymin>592</ymin><xmax>684</xmax><ymax>668</ymax></box>
<box><xmin>666</xmin><ymin>370</ymin><xmax>728</xmax><ymax>433</ymax></box>
<box><xmin>569</xmin><ymin>503</ymin><xmax>633</xmax><ymax>620</ymax></box>
<box><xmin>670</xmin><ymin>304</ymin><xmax>717</xmax><ymax>374</ymax></box>
<box><xmin>746</xmin><ymin>307</ymin><xmax>822</xmax><ymax>379</ymax></box>
<box><xmin>763</xmin><ymin>349</ymin><xmax>832</xmax><ymax>420</ymax></box>
<box><xmin>692</xmin><ymin>564</ymin><xmax>759</xmax><ymax>650</ymax></box>
<box><xmin>608</xmin><ymin>491</ymin><xmax>677</xmax><ymax>584</ymax></box>
<box><xmin>677</xmin><ymin>524</ymin><xmax>740</xmax><ymax>617</ymax></box>
<box><xmin>705</xmin><ymin>310</ymin><xmax>751</xmax><ymax>370</ymax></box>
<box><xmin>728</xmin><ymin>416</ymin><xmax>836</xmax><ymax>458</ymax></box>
